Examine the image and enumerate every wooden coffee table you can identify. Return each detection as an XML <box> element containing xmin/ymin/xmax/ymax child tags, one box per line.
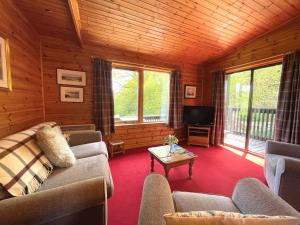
<box><xmin>148</xmin><ymin>145</ymin><xmax>197</xmax><ymax>179</ymax></box>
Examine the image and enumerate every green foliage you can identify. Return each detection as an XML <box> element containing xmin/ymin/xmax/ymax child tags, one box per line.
<box><xmin>227</xmin><ymin>70</ymin><xmax>251</xmax><ymax>116</ymax></box>
<box><xmin>143</xmin><ymin>70</ymin><xmax>169</xmax><ymax>117</ymax></box>
<box><xmin>252</xmin><ymin>65</ymin><xmax>282</xmax><ymax>108</ymax></box>
<box><xmin>112</xmin><ymin>69</ymin><xmax>170</xmax><ymax>119</ymax></box>
<box><xmin>113</xmin><ymin>69</ymin><xmax>138</xmax><ymax>117</ymax></box>
<box><xmin>227</xmin><ymin>64</ymin><xmax>282</xmax><ymax>115</ymax></box>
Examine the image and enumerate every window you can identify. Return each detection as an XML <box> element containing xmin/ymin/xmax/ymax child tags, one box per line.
<box><xmin>112</xmin><ymin>68</ymin><xmax>139</xmax><ymax>122</ymax></box>
<box><xmin>112</xmin><ymin>67</ymin><xmax>170</xmax><ymax>123</ymax></box>
<box><xmin>143</xmin><ymin>70</ymin><xmax>170</xmax><ymax>122</ymax></box>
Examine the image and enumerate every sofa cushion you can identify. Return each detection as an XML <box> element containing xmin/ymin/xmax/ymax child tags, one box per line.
<box><xmin>30</xmin><ymin>122</ymin><xmax>57</xmax><ymax>131</ymax></box>
<box><xmin>38</xmin><ymin>154</ymin><xmax>114</xmax><ymax>197</ymax></box>
<box><xmin>71</xmin><ymin>142</ymin><xmax>108</xmax><ymax>159</ymax></box>
<box><xmin>36</xmin><ymin>126</ymin><xmax>76</xmax><ymax>168</ymax></box>
<box><xmin>173</xmin><ymin>192</ymin><xmax>240</xmax><ymax>212</ymax></box>
<box><xmin>164</xmin><ymin>211</ymin><xmax>299</xmax><ymax>225</ymax></box>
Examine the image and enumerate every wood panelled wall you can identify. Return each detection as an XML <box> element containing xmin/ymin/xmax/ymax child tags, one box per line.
<box><xmin>42</xmin><ymin>36</ymin><xmax>201</xmax><ymax>149</ymax></box>
<box><xmin>0</xmin><ymin>0</ymin><xmax>43</xmax><ymax>138</ymax></box>
<box><xmin>202</xmin><ymin>15</ymin><xmax>300</xmax><ymax>105</ymax></box>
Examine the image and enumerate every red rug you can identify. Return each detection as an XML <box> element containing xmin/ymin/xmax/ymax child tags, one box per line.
<box><xmin>108</xmin><ymin>145</ymin><xmax>265</xmax><ymax>225</ymax></box>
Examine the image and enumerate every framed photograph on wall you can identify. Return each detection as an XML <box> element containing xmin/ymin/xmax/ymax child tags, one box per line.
<box><xmin>60</xmin><ymin>86</ymin><xmax>84</xmax><ymax>103</ymax></box>
<box><xmin>57</xmin><ymin>69</ymin><xmax>86</xmax><ymax>86</ymax></box>
<box><xmin>184</xmin><ymin>85</ymin><xmax>197</xmax><ymax>99</ymax></box>
<box><xmin>0</xmin><ymin>36</ymin><xmax>12</xmax><ymax>91</ymax></box>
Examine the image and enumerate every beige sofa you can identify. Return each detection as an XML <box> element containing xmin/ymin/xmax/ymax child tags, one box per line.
<box><xmin>0</xmin><ymin>123</ymin><xmax>114</xmax><ymax>225</ymax></box>
<box><xmin>138</xmin><ymin>174</ymin><xmax>300</xmax><ymax>225</ymax></box>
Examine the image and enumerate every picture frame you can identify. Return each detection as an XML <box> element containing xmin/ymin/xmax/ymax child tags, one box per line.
<box><xmin>60</xmin><ymin>86</ymin><xmax>84</xmax><ymax>103</ymax></box>
<box><xmin>57</xmin><ymin>69</ymin><xmax>86</xmax><ymax>86</ymax></box>
<box><xmin>0</xmin><ymin>35</ymin><xmax>12</xmax><ymax>91</ymax></box>
<box><xmin>184</xmin><ymin>85</ymin><xmax>197</xmax><ymax>99</ymax></box>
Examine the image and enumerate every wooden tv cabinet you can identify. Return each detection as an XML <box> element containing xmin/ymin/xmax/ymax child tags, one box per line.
<box><xmin>187</xmin><ymin>125</ymin><xmax>211</xmax><ymax>147</ymax></box>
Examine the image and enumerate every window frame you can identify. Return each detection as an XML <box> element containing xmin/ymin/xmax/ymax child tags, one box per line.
<box><xmin>112</xmin><ymin>64</ymin><xmax>171</xmax><ymax>124</ymax></box>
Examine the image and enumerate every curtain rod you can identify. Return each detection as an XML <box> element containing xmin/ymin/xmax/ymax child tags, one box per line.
<box><xmin>91</xmin><ymin>56</ymin><xmax>176</xmax><ymax>72</ymax></box>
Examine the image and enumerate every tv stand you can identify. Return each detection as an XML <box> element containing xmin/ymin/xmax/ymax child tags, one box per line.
<box><xmin>187</xmin><ymin>125</ymin><xmax>211</xmax><ymax>147</ymax></box>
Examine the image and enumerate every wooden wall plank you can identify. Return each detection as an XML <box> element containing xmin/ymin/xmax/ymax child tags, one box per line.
<box><xmin>41</xmin><ymin>36</ymin><xmax>202</xmax><ymax>149</ymax></box>
<box><xmin>0</xmin><ymin>0</ymin><xmax>43</xmax><ymax>138</ymax></box>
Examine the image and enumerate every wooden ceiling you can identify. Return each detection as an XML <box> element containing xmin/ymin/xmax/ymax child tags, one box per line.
<box><xmin>14</xmin><ymin>0</ymin><xmax>77</xmax><ymax>42</ymax></box>
<box><xmin>14</xmin><ymin>0</ymin><xmax>300</xmax><ymax>64</ymax></box>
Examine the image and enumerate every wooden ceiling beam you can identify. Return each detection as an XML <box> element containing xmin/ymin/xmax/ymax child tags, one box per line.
<box><xmin>67</xmin><ymin>0</ymin><xmax>82</xmax><ymax>47</ymax></box>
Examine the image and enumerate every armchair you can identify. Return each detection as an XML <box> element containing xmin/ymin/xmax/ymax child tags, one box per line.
<box><xmin>265</xmin><ymin>140</ymin><xmax>300</xmax><ymax>211</ymax></box>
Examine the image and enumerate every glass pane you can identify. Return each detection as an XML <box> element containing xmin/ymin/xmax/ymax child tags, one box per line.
<box><xmin>224</xmin><ymin>70</ymin><xmax>251</xmax><ymax>149</ymax></box>
<box><xmin>143</xmin><ymin>70</ymin><xmax>170</xmax><ymax>123</ymax></box>
<box><xmin>249</xmin><ymin>64</ymin><xmax>282</xmax><ymax>154</ymax></box>
<box><xmin>112</xmin><ymin>68</ymin><xmax>139</xmax><ymax>122</ymax></box>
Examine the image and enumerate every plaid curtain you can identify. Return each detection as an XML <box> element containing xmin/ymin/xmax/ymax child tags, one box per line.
<box><xmin>275</xmin><ymin>51</ymin><xmax>300</xmax><ymax>144</ymax></box>
<box><xmin>211</xmin><ymin>70</ymin><xmax>225</xmax><ymax>146</ymax></box>
<box><xmin>168</xmin><ymin>70</ymin><xmax>183</xmax><ymax>129</ymax></box>
<box><xmin>93</xmin><ymin>58</ymin><xmax>115</xmax><ymax>135</ymax></box>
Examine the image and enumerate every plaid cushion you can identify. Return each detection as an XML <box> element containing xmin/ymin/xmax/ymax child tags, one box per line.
<box><xmin>0</xmin><ymin>128</ymin><xmax>53</xmax><ymax>196</ymax></box>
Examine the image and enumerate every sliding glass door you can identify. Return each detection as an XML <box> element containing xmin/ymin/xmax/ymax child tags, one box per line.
<box><xmin>224</xmin><ymin>71</ymin><xmax>251</xmax><ymax>149</ymax></box>
<box><xmin>224</xmin><ymin>64</ymin><xmax>282</xmax><ymax>155</ymax></box>
<box><xmin>248</xmin><ymin>65</ymin><xmax>282</xmax><ymax>153</ymax></box>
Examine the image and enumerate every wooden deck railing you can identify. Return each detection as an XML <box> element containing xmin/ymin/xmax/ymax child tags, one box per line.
<box><xmin>143</xmin><ymin>115</ymin><xmax>166</xmax><ymax>122</ymax></box>
<box><xmin>225</xmin><ymin>107</ymin><xmax>276</xmax><ymax>141</ymax></box>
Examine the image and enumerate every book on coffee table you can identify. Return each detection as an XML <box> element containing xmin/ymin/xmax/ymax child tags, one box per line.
<box><xmin>148</xmin><ymin>145</ymin><xmax>193</xmax><ymax>160</ymax></box>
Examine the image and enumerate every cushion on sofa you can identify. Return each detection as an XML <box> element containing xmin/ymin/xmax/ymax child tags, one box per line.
<box><xmin>164</xmin><ymin>211</ymin><xmax>299</xmax><ymax>225</ymax></box>
<box><xmin>71</xmin><ymin>142</ymin><xmax>108</xmax><ymax>159</ymax></box>
<box><xmin>0</xmin><ymin>129</ymin><xmax>53</xmax><ymax>196</ymax></box>
<box><xmin>38</xmin><ymin>154</ymin><xmax>114</xmax><ymax>197</ymax></box>
<box><xmin>173</xmin><ymin>191</ymin><xmax>240</xmax><ymax>213</ymax></box>
<box><xmin>30</xmin><ymin>122</ymin><xmax>57</xmax><ymax>131</ymax></box>
<box><xmin>36</xmin><ymin>126</ymin><xmax>76</xmax><ymax>168</ymax></box>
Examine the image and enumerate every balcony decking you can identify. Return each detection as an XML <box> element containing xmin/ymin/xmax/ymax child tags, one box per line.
<box><xmin>224</xmin><ymin>132</ymin><xmax>266</xmax><ymax>155</ymax></box>
<box><xmin>224</xmin><ymin>107</ymin><xmax>276</xmax><ymax>155</ymax></box>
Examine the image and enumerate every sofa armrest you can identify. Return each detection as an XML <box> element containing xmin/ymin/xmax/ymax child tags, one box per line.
<box><xmin>0</xmin><ymin>177</ymin><xmax>107</xmax><ymax>225</ymax></box>
<box><xmin>277</xmin><ymin>158</ymin><xmax>300</xmax><ymax>176</ymax></box>
<box><xmin>65</xmin><ymin>131</ymin><xmax>102</xmax><ymax>147</ymax></box>
<box><xmin>266</xmin><ymin>141</ymin><xmax>300</xmax><ymax>158</ymax></box>
<box><xmin>232</xmin><ymin>178</ymin><xmax>300</xmax><ymax>219</ymax></box>
<box><xmin>138</xmin><ymin>174</ymin><xmax>175</xmax><ymax>225</ymax></box>
<box><xmin>276</xmin><ymin>158</ymin><xmax>300</xmax><ymax>210</ymax></box>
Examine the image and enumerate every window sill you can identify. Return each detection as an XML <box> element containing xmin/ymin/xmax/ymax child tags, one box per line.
<box><xmin>115</xmin><ymin>121</ymin><xmax>168</xmax><ymax>127</ymax></box>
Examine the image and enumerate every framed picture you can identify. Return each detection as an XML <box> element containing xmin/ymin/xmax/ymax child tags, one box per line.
<box><xmin>0</xmin><ymin>36</ymin><xmax>12</xmax><ymax>91</ymax></box>
<box><xmin>60</xmin><ymin>86</ymin><xmax>83</xmax><ymax>103</ymax></box>
<box><xmin>57</xmin><ymin>69</ymin><xmax>86</xmax><ymax>86</ymax></box>
<box><xmin>184</xmin><ymin>85</ymin><xmax>197</xmax><ymax>99</ymax></box>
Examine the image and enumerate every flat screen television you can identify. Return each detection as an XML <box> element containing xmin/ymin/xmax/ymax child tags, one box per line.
<box><xmin>183</xmin><ymin>106</ymin><xmax>214</xmax><ymax>126</ymax></box>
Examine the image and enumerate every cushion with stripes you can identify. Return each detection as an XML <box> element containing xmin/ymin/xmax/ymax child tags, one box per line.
<box><xmin>0</xmin><ymin>128</ymin><xmax>53</xmax><ymax>196</ymax></box>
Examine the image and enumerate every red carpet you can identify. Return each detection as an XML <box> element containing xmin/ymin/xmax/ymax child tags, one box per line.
<box><xmin>108</xmin><ymin>145</ymin><xmax>265</xmax><ymax>225</ymax></box>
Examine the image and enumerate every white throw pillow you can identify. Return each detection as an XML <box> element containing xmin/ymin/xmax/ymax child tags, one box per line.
<box><xmin>36</xmin><ymin>126</ymin><xmax>76</xmax><ymax>167</ymax></box>
<box><xmin>164</xmin><ymin>211</ymin><xmax>299</xmax><ymax>225</ymax></box>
